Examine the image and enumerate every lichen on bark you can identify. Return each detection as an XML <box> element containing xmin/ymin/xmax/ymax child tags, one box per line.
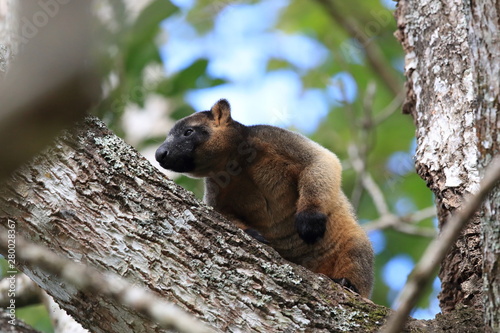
<box><xmin>1</xmin><ymin>116</ymin><xmax>393</xmax><ymax>332</ymax></box>
<box><xmin>395</xmin><ymin>0</ymin><xmax>500</xmax><ymax>329</ymax></box>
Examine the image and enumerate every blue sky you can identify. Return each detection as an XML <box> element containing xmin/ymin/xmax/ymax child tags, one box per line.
<box><xmin>161</xmin><ymin>0</ymin><xmax>353</xmax><ymax>133</ymax></box>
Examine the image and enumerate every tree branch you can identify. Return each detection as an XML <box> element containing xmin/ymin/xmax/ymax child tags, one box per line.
<box><xmin>349</xmin><ymin>140</ymin><xmax>436</xmax><ymax>237</ymax></box>
<box><xmin>0</xmin><ymin>232</ymin><xmax>215</xmax><ymax>333</ymax></box>
<box><xmin>0</xmin><ymin>116</ymin><xmax>391</xmax><ymax>332</ymax></box>
<box><xmin>315</xmin><ymin>0</ymin><xmax>402</xmax><ymax>96</ymax></box>
<box><xmin>374</xmin><ymin>92</ymin><xmax>405</xmax><ymax>125</ymax></box>
<box><xmin>363</xmin><ymin>206</ymin><xmax>437</xmax><ymax>237</ymax></box>
<box><xmin>350</xmin><ymin>82</ymin><xmax>377</xmax><ymax>209</ymax></box>
<box><xmin>348</xmin><ymin>143</ymin><xmax>390</xmax><ymax>215</ymax></box>
<box><xmin>383</xmin><ymin>157</ymin><xmax>500</xmax><ymax>333</ymax></box>
<box><xmin>0</xmin><ymin>1</ymin><xmax>99</xmax><ymax>181</ymax></box>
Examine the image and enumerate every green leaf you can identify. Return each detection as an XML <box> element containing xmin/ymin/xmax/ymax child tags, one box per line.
<box><xmin>132</xmin><ymin>0</ymin><xmax>178</xmax><ymax>41</ymax></box>
<box><xmin>156</xmin><ymin>59</ymin><xmax>210</xmax><ymax>96</ymax></box>
<box><xmin>267</xmin><ymin>58</ymin><xmax>293</xmax><ymax>71</ymax></box>
<box><xmin>124</xmin><ymin>1</ymin><xmax>178</xmax><ymax>77</ymax></box>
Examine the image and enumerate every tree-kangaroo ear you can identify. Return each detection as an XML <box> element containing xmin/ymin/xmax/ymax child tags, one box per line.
<box><xmin>210</xmin><ymin>99</ymin><xmax>232</xmax><ymax>126</ymax></box>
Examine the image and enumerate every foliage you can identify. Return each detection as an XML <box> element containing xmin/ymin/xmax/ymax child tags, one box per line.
<box><xmin>17</xmin><ymin>305</ymin><xmax>53</xmax><ymax>333</ymax></box>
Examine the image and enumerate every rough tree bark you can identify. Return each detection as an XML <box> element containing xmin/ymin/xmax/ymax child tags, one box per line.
<box><xmin>468</xmin><ymin>3</ymin><xmax>500</xmax><ymax>331</ymax></box>
<box><xmin>395</xmin><ymin>0</ymin><xmax>500</xmax><ymax>329</ymax></box>
<box><xmin>0</xmin><ymin>117</ymin><xmax>388</xmax><ymax>333</ymax></box>
<box><xmin>0</xmin><ymin>116</ymin><xmax>486</xmax><ymax>332</ymax></box>
<box><xmin>1</xmin><ymin>0</ymin><xmax>497</xmax><ymax>330</ymax></box>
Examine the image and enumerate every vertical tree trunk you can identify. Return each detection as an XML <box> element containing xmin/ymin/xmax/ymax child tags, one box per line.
<box><xmin>395</xmin><ymin>0</ymin><xmax>500</xmax><ymax>327</ymax></box>
<box><xmin>469</xmin><ymin>3</ymin><xmax>500</xmax><ymax>331</ymax></box>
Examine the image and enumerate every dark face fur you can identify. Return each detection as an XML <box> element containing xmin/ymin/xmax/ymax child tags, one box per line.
<box><xmin>155</xmin><ymin>112</ymin><xmax>212</xmax><ymax>173</ymax></box>
<box><xmin>155</xmin><ymin>99</ymin><xmax>237</xmax><ymax>176</ymax></box>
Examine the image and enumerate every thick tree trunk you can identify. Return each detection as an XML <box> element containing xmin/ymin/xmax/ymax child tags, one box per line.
<box><xmin>0</xmin><ymin>116</ymin><xmax>389</xmax><ymax>332</ymax></box>
<box><xmin>468</xmin><ymin>3</ymin><xmax>500</xmax><ymax>332</ymax></box>
<box><xmin>395</xmin><ymin>0</ymin><xmax>500</xmax><ymax>327</ymax></box>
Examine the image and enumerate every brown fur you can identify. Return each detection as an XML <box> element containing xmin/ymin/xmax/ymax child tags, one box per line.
<box><xmin>156</xmin><ymin>99</ymin><xmax>374</xmax><ymax>297</ymax></box>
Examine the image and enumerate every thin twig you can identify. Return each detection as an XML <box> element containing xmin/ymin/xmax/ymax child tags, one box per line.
<box><xmin>315</xmin><ymin>0</ymin><xmax>402</xmax><ymax>96</ymax></box>
<box><xmin>349</xmin><ymin>144</ymin><xmax>390</xmax><ymax>216</ymax></box>
<box><xmin>363</xmin><ymin>206</ymin><xmax>437</xmax><ymax>235</ymax></box>
<box><xmin>392</xmin><ymin>223</ymin><xmax>436</xmax><ymax>238</ymax></box>
<box><xmin>351</xmin><ymin>82</ymin><xmax>378</xmax><ymax>209</ymax></box>
<box><xmin>374</xmin><ymin>91</ymin><xmax>405</xmax><ymax>125</ymax></box>
<box><xmin>350</xmin><ymin>165</ymin><xmax>365</xmax><ymax>210</ymax></box>
<box><xmin>363</xmin><ymin>173</ymin><xmax>390</xmax><ymax>216</ymax></box>
<box><xmin>349</xmin><ymin>131</ymin><xmax>436</xmax><ymax>237</ymax></box>
<box><xmin>382</xmin><ymin>157</ymin><xmax>500</xmax><ymax>333</ymax></box>
<box><xmin>0</xmin><ymin>234</ymin><xmax>216</xmax><ymax>333</ymax></box>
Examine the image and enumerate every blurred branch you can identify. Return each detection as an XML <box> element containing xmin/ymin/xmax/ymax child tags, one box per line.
<box><xmin>374</xmin><ymin>91</ymin><xmax>405</xmax><ymax>125</ymax></box>
<box><xmin>316</xmin><ymin>0</ymin><xmax>402</xmax><ymax>96</ymax></box>
<box><xmin>392</xmin><ymin>222</ymin><xmax>435</xmax><ymax>238</ymax></box>
<box><xmin>363</xmin><ymin>206</ymin><xmax>437</xmax><ymax>237</ymax></box>
<box><xmin>349</xmin><ymin>143</ymin><xmax>390</xmax><ymax>215</ymax></box>
<box><xmin>349</xmin><ymin>142</ymin><xmax>437</xmax><ymax>237</ymax></box>
<box><xmin>0</xmin><ymin>232</ymin><xmax>215</xmax><ymax>333</ymax></box>
<box><xmin>350</xmin><ymin>82</ymin><xmax>377</xmax><ymax>209</ymax></box>
<box><xmin>0</xmin><ymin>1</ymin><xmax>100</xmax><ymax>181</ymax></box>
<box><xmin>382</xmin><ymin>156</ymin><xmax>500</xmax><ymax>333</ymax></box>
<box><xmin>362</xmin><ymin>81</ymin><xmax>377</xmax><ymax>130</ymax></box>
